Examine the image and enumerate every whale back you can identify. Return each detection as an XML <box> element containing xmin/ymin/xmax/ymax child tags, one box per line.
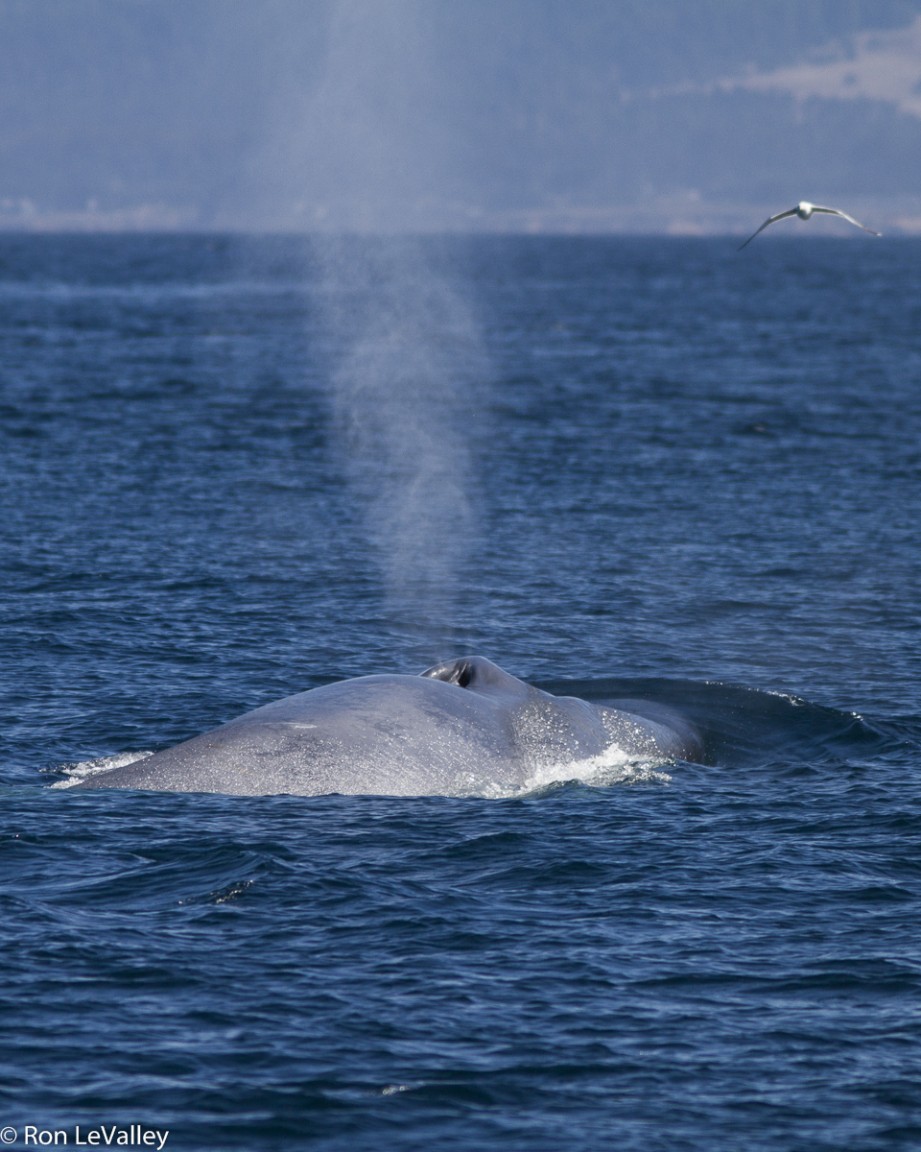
<box><xmin>71</xmin><ymin>657</ymin><xmax>701</xmax><ymax>797</ymax></box>
<box><xmin>74</xmin><ymin>673</ymin><xmax>522</xmax><ymax>797</ymax></box>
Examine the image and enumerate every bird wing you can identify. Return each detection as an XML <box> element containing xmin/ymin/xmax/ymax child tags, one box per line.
<box><xmin>737</xmin><ymin>207</ymin><xmax>799</xmax><ymax>251</ymax></box>
<box><xmin>810</xmin><ymin>205</ymin><xmax>881</xmax><ymax>236</ymax></box>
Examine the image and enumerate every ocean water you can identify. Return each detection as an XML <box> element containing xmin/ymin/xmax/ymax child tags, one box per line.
<box><xmin>1</xmin><ymin>233</ymin><xmax>920</xmax><ymax>1150</ymax></box>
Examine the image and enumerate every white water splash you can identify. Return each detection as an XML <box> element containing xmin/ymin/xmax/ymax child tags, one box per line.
<box><xmin>51</xmin><ymin>751</ymin><xmax>152</xmax><ymax>789</ymax></box>
<box><xmin>482</xmin><ymin>747</ymin><xmax>674</xmax><ymax>800</ymax></box>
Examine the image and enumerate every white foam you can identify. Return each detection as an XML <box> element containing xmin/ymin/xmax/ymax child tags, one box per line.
<box><xmin>765</xmin><ymin>689</ymin><xmax>808</xmax><ymax>707</ymax></box>
<box><xmin>484</xmin><ymin>747</ymin><xmax>673</xmax><ymax>799</ymax></box>
<box><xmin>51</xmin><ymin>751</ymin><xmax>153</xmax><ymax>789</ymax></box>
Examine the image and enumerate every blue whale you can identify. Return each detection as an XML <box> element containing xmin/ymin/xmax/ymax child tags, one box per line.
<box><xmin>71</xmin><ymin>656</ymin><xmax>703</xmax><ymax>797</ymax></box>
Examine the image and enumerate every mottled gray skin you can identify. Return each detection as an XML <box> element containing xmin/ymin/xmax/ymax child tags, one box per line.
<box><xmin>72</xmin><ymin>656</ymin><xmax>702</xmax><ymax>797</ymax></box>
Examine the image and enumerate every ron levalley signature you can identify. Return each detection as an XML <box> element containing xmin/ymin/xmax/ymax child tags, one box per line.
<box><xmin>15</xmin><ymin>1126</ymin><xmax>168</xmax><ymax>1150</ymax></box>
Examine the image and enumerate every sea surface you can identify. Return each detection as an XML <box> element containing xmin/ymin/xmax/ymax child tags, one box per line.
<box><xmin>1</xmin><ymin>233</ymin><xmax>920</xmax><ymax>1150</ymax></box>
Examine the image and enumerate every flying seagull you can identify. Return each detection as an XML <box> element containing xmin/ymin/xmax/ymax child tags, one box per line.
<box><xmin>738</xmin><ymin>201</ymin><xmax>881</xmax><ymax>250</ymax></box>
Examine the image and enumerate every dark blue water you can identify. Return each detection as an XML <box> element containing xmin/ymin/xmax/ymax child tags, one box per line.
<box><xmin>2</xmin><ymin>234</ymin><xmax>920</xmax><ymax>1150</ymax></box>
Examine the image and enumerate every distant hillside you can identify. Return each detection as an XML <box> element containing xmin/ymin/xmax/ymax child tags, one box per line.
<box><xmin>2</xmin><ymin>0</ymin><xmax>920</xmax><ymax>232</ymax></box>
